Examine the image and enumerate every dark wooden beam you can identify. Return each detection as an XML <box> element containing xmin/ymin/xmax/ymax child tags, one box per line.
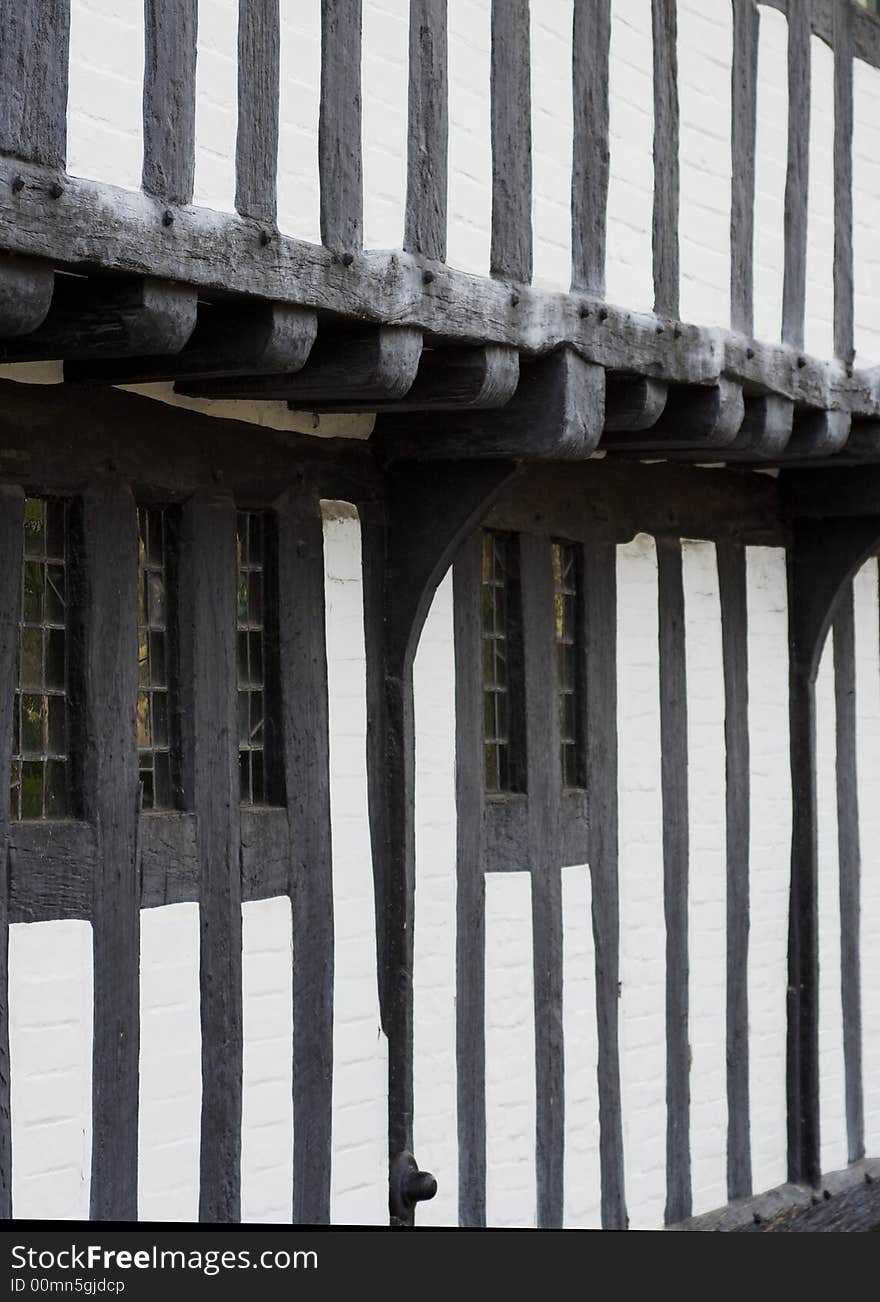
<box><xmin>730</xmin><ymin>0</ymin><xmax>759</xmax><ymax>335</ymax></box>
<box><xmin>603</xmin><ymin>375</ymin><xmax>668</xmax><ymax>432</ymax></box>
<box><xmin>571</xmin><ymin>0</ymin><xmax>611</xmax><ymax>295</ymax></box>
<box><xmin>236</xmin><ymin>0</ymin><xmax>280</xmax><ymax>224</ymax></box>
<box><xmin>652</xmin><ymin>0</ymin><xmax>680</xmax><ymax>318</ymax></box>
<box><xmin>782</xmin><ymin>0</ymin><xmax>811</xmax><ymax>350</ymax></box>
<box><xmin>490</xmin><ymin>0</ymin><xmax>532</xmax><ymax>283</ymax></box>
<box><xmin>0</xmin><ymin>0</ymin><xmax>69</xmax><ymax>168</ymax></box>
<box><xmin>143</xmin><ymin>0</ymin><xmax>197</xmax><ymax>205</ymax></box>
<box><xmin>177</xmin><ymin>324</ymin><xmax>422</xmax><ymax>406</ymax></box>
<box><xmin>0</xmin><ymin>255</ymin><xmax>54</xmax><ymax>337</ymax></box>
<box><xmin>406</xmin><ymin>0</ymin><xmax>448</xmax><ymax>262</ymax></box>
<box><xmin>1</xmin><ymin>276</ymin><xmax>197</xmax><ymax>363</ymax></box>
<box><xmin>785</xmin><ymin>408</ymin><xmax>851</xmax><ymax>459</ymax></box>
<box><xmin>377</xmin><ymin>348</ymin><xmax>605</xmax><ymax>459</ymax></box>
<box><xmin>320</xmin><ymin>0</ymin><xmax>363</xmax><ymax>255</ymax></box>
<box><xmin>65</xmin><ymin>300</ymin><xmax>317</xmax><ymax>386</ymax></box>
<box><xmin>728</xmin><ymin>394</ymin><xmax>794</xmax><ymax>458</ymax></box>
<box><xmin>833</xmin><ymin>0</ymin><xmax>854</xmax><ymax>366</ymax></box>
<box><xmin>602</xmin><ymin>379</ymin><xmax>744</xmax><ymax>451</ymax></box>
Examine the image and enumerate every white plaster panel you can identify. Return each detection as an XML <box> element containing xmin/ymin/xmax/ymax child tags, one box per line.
<box><xmin>138</xmin><ymin>902</ymin><xmax>201</xmax><ymax>1223</ymax></box>
<box><xmin>682</xmin><ymin>539</ymin><xmax>727</xmax><ymax>1216</ymax></box>
<box><xmin>804</xmin><ymin>35</ymin><xmax>835</xmax><ymax>361</ymax></box>
<box><xmin>277</xmin><ymin>0</ymin><xmax>323</xmax><ymax>245</ymax></box>
<box><xmin>606</xmin><ymin>0</ymin><xmax>655</xmax><ymax>314</ymax></box>
<box><xmin>752</xmin><ymin>5</ymin><xmax>788</xmax><ymax>345</ymax></box>
<box><xmin>746</xmin><ymin>544</ymin><xmax>790</xmax><ymax>1195</ymax></box>
<box><xmin>485</xmin><ymin>869</ymin><xmax>536</xmax><ymax>1229</ymax></box>
<box><xmin>816</xmin><ymin>632</ymin><xmax>848</xmax><ymax>1175</ymax></box>
<box><xmin>241</xmin><ymin>895</ymin><xmax>294</xmax><ymax>1224</ymax></box>
<box><xmin>323</xmin><ymin>502</ymin><xmax>389</xmax><ymax>1226</ymax></box>
<box><xmin>9</xmin><ymin>920</ymin><xmax>93</xmax><ymax>1220</ymax></box>
<box><xmin>447</xmin><ymin>0</ymin><xmax>493</xmax><ymax>277</ymax></box>
<box><xmin>617</xmin><ymin>533</ymin><xmax>666</xmax><ymax>1230</ymax></box>
<box><xmin>413</xmin><ymin>569</ymin><xmax>459</xmax><ymax>1227</ymax></box>
<box><xmin>561</xmin><ymin>862</ymin><xmax>601</xmax><ymax>1229</ymax></box>
<box><xmin>530</xmin><ymin>0</ymin><xmax>574</xmax><ymax>292</ymax></box>
<box><xmin>362</xmin><ymin>0</ymin><xmax>409</xmax><ymax>251</ymax></box>
<box><xmin>67</xmin><ymin>0</ymin><xmax>145</xmax><ymax>191</ymax></box>
<box><xmin>854</xmin><ymin>559</ymin><xmax>880</xmax><ymax>1157</ymax></box>
<box><xmin>853</xmin><ymin>58</ymin><xmax>880</xmax><ymax>368</ymax></box>
<box><xmin>677</xmin><ymin>0</ymin><xmax>732</xmax><ymax>329</ymax></box>
<box><xmin>193</xmin><ymin>0</ymin><xmax>239</xmax><ymax>215</ymax></box>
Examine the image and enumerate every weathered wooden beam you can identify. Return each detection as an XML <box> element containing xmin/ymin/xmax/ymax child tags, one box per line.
<box><xmin>602</xmin><ymin>378</ymin><xmax>744</xmax><ymax>451</ymax></box>
<box><xmin>406</xmin><ymin>0</ymin><xmax>448</xmax><ymax>262</ymax></box>
<box><xmin>0</xmin><ymin>255</ymin><xmax>54</xmax><ymax>337</ymax></box>
<box><xmin>0</xmin><ymin>276</ymin><xmax>197</xmax><ymax>363</ymax></box>
<box><xmin>490</xmin><ymin>0</ymin><xmax>532</xmax><ymax>283</ymax></box>
<box><xmin>603</xmin><ymin>374</ymin><xmax>668</xmax><ymax>432</ymax></box>
<box><xmin>652</xmin><ymin>0</ymin><xmax>680</xmax><ymax>319</ymax></box>
<box><xmin>143</xmin><ymin>0</ymin><xmax>197</xmax><ymax>204</ymax></box>
<box><xmin>571</xmin><ymin>0</ymin><xmax>611</xmax><ymax>295</ymax></box>
<box><xmin>236</xmin><ymin>0</ymin><xmax>280</xmax><ymax>224</ymax></box>
<box><xmin>785</xmin><ymin>407</ymin><xmax>851</xmax><ymax>459</ymax></box>
<box><xmin>320</xmin><ymin>0</ymin><xmax>363</xmax><ymax>255</ymax></box>
<box><xmin>177</xmin><ymin>324</ymin><xmax>422</xmax><ymax>406</ymax></box>
<box><xmin>782</xmin><ymin>0</ymin><xmax>810</xmax><ymax>350</ymax></box>
<box><xmin>730</xmin><ymin>0</ymin><xmax>759</xmax><ymax>335</ymax></box>
<box><xmin>833</xmin><ymin>0</ymin><xmax>854</xmax><ymax>366</ymax></box>
<box><xmin>65</xmin><ymin>300</ymin><xmax>316</xmax><ymax>386</ymax></box>
<box><xmin>728</xmin><ymin>393</ymin><xmax>794</xmax><ymax>458</ymax></box>
<box><xmin>377</xmin><ymin>347</ymin><xmax>605</xmax><ymax>459</ymax></box>
<box><xmin>0</xmin><ymin>0</ymin><xmax>69</xmax><ymax>168</ymax></box>
<box><xmin>839</xmin><ymin>418</ymin><xmax>880</xmax><ymax>461</ymax></box>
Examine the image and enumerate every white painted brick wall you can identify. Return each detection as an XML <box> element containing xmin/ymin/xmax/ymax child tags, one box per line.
<box><xmin>322</xmin><ymin>503</ymin><xmax>389</xmax><ymax>1227</ymax></box>
<box><xmin>241</xmin><ymin>895</ymin><xmax>294</xmax><ymax>1224</ymax></box>
<box><xmin>485</xmin><ymin>869</ymin><xmax>537</xmax><ymax>1229</ymax></box>
<box><xmin>853</xmin><ymin>58</ymin><xmax>880</xmax><ymax>367</ymax></box>
<box><xmin>67</xmin><ymin>0</ymin><xmax>144</xmax><ymax>191</ymax></box>
<box><xmin>561</xmin><ymin>862</ymin><xmax>601</xmax><ymax>1229</ymax></box>
<box><xmin>447</xmin><ymin>0</ymin><xmax>493</xmax><ymax>277</ymax></box>
<box><xmin>413</xmin><ymin>569</ymin><xmax>459</xmax><ymax>1227</ymax></box>
<box><xmin>278</xmin><ymin>0</ymin><xmax>323</xmax><ymax>245</ymax></box>
<box><xmin>617</xmin><ymin>534</ymin><xmax>666</xmax><ymax>1230</ymax></box>
<box><xmin>138</xmin><ymin>902</ymin><xmax>201</xmax><ymax>1223</ymax></box>
<box><xmin>606</xmin><ymin>0</ymin><xmax>655</xmax><ymax>315</ymax></box>
<box><xmin>805</xmin><ymin>36</ymin><xmax>835</xmax><ymax>362</ymax></box>
<box><xmin>854</xmin><ymin>559</ymin><xmax>880</xmax><ymax>1159</ymax></box>
<box><xmin>9</xmin><ymin>920</ymin><xmax>93</xmax><ymax>1220</ymax></box>
<box><xmin>746</xmin><ymin>545</ymin><xmax>790</xmax><ymax>1196</ymax></box>
<box><xmin>753</xmin><ymin>5</ymin><xmax>788</xmax><ymax>345</ymax></box>
<box><xmin>682</xmin><ymin>540</ymin><xmax>727</xmax><ymax>1216</ymax></box>
<box><xmin>193</xmin><ymin>0</ymin><xmax>239</xmax><ymax>215</ymax></box>
<box><xmin>362</xmin><ymin>0</ymin><xmax>409</xmax><ymax>251</ymax></box>
<box><xmin>677</xmin><ymin>0</ymin><xmax>732</xmax><ymax>330</ymax></box>
<box><xmin>530</xmin><ymin>0</ymin><xmax>574</xmax><ymax>292</ymax></box>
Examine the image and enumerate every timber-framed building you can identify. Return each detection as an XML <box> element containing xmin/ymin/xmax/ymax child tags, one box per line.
<box><xmin>0</xmin><ymin>0</ymin><xmax>880</xmax><ymax>1230</ymax></box>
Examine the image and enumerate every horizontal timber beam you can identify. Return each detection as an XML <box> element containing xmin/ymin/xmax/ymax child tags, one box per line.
<box><xmin>0</xmin><ymin>255</ymin><xmax>55</xmax><ymax>336</ymax></box>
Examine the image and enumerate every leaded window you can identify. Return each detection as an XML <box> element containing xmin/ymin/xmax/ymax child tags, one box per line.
<box><xmin>10</xmin><ymin>498</ymin><xmax>69</xmax><ymax>820</ymax></box>
<box><xmin>552</xmin><ymin>540</ymin><xmax>585</xmax><ymax>789</ymax></box>
<box><xmin>237</xmin><ymin>511</ymin><xmax>269</xmax><ymax>805</ymax></box>
<box><xmin>481</xmin><ymin>530</ymin><xmax>524</xmax><ymax>793</ymax></box>
<box><xmin>137</xmin><ymin>506</ymin><xmax>176</xmax><ymax>810</ymax></box>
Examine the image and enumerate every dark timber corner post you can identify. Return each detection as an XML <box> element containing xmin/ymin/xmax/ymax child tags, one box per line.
<box><xmin>362</xmin><ymin>460</ymin><xmax>517</xmax><ymax>1225</ymax></box>
<box><xmin>786</xmin><ymin>516</ymin><xmax>880</xmax><ymax>1188</ymax></box>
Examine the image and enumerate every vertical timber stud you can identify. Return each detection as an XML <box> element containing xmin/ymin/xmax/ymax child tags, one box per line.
<box><xmin>521</xmin><ymin>537</ymin><xmax>564</xmax><ymax>1229</ymax></box>
<box><xmin>454</xmin><ymin>535</ymin><xmax>487</xmax><ymax>1227</ymax></box>
<box><xmin>833</xmin><ymin>0</ymin><xmax>855</xmax><ymax>366</ymax></box>
<box><xmin>405</xmin><ymin>0</ymin><xmax>448</xmax><ymax>262</ymax></box>
<box><xmin>80</xmin><ymin>484</ymin><xmax>140</xmax><ymax>1220</ymax></box>
<box><xmin>583</xmin><ymin>538</ymin><xmax>627</xmax><ymax>1229</ymax></box>
<box><xmin>571</xmin><ymin>0</ymin><xmax>611</xmax><ymax>296</ymax></box>
<box><xmin>717</xmin><ymin>542</ymin><xmax>752</xmax><ymax>1200</ymax></box>
<box><xmin>320</xmin><ymin>0</ymin><xmax>364</xmax><ymax>255</ymax></box>
<box><xmin>178</xmin><ymin>494</ymin><xmax>242</xmax><ymax>1222</ymax></box>
<box><xmin>833</xmin><ymin>587</ymin><xmax>864</xmax><ymax>1164</ymax></box>
<box><xmin>652</xmin><ymin>0</ymin><xmax>680</xmax><ymax>320</ymax></box>
<box><xmin>0</xmin><ymin>489</ymin><xmax>24</xmax><ymax>1219</ymax></box>
<box><xmin>0</xmin><ymin>0</ymin><xmax>70</xmax><ymax>167</ymax></box>
<box><xmin>657</xmin><ymin>538</ymin><xmax>690</xmax><ymax>1224</ymax></box>
<box><xmin>730</xmin><ymin>0</ymin><xmax>759</xmax><ymax>336</ymax></box>
<box><xmin>276</xmin><ymin>489</ymin><xmax>334</xmax><ymax>1223</ymax></box>
<box><xmin>782</xmin><ymin>0</ymin><xmax>810</xmax><ymax>350</ymax></box>
<box><xmin>236</xmin><ymin>0</ymin><xmax>281</xmax><ymax>224</ymax></box>
<box><xmin>490</xmin><ymin>0</ymin><xmax>533</xmax><ymax>283</ymax></box>
<box><xmin>143</xmin><ymin>0</ymin><xmax>198</xmax><ymax>204</ymax></box>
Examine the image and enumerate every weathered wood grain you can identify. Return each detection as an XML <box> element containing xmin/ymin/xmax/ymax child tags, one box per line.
<box><xmin>572</xmin><ymin>0</ymin><xmax>611</xmax><ymax>295</ymax></box>
<box><xmin>0</xmin><ymin>0</ymin><xmax>69</xmax><ymax>168</ymax></box>
<box><xmin>490</xmin><ymin>0</ymin><xmax>532</xmax><ymax>283</ymax></box>
<box><xmin>782</xmin><ymin>1</ymin><xmax>810</xmax><ymax>350</ymax></box>
<box><xmin>8</xmin><ymin>822</ymin><xmax>95</xmax><ymax>923</ymax></box>
<box><xmin>833</xmin><ymin>0</ymin><xmax>854</xmax><ymax>366</ymax></box>
<box><xmin>728</xmin><ymin>394</ymin><xmax>794</xmax><ymax>458</ymax></box>
<box><xmin>786</xmin><ymin>408</ymin><xmax>851</xmax><ymax>459</ymax></box>
<box><xmin>730</xmin><ymin>0</ymin><xmax>759</xmax><ymax>335</ymax></box>
<box><xmin>320</xmin><ymin>0</ymin><xmax>363</xmax><ymax>254</ymax></box>
<box><xmin>406</xmin><ymin>0</ymin><xmax>448</xmax><ymax>262</ymax></box>
<box><xmin>652</xmin><ymin>0</ymin><xmax>680</xmax><ymax>319</ymax></box>
<box><xmin>602</xmin><ymin>379</ymin><xmax>744</xmax><ymax>451</ymax></box>
<box><xmin>603</xmin><ymin>375</ymin><xmax>668</xmax><ymax>432</ymax></box>
<box><xmin>236</xmin><ymin>0</ymin><xmax>280</xmax><ymax>224</ymax></box>
<box><xmin>240</xmin><ymin>807</ymin><xmax>290</xmax><ymax>903</ymax></box>
<box><xmin>0</xmin><ymin>256</ymin><xmax>54</xmax><ymax>337</ymax></box>
<box><xmin>143</xmin><ymin>0</ymin><xmax>197</xmax><ymax>204</ymax></box>
<box><xmin>139</xmin><ymin>813</ymin><xmax>199</xmax><ymax>908</ymax></box>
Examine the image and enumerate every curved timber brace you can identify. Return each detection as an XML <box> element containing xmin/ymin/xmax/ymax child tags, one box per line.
<box><xmin>786</xmin><ymin>515</ymin><xmax>880</xmax><ymax>1188</ymax></box>
<box><xmin>360</xmin><ymin>459</ymin><xmax>519</xmax><ymax>1225</ymax></box>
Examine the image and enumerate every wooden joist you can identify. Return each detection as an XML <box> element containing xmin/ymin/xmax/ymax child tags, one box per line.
<box><xmin>1</xmin><ymin>275</ymin><xmax>197</xmax><ymax>363</ymax></box>
<box><xmin>65</xmin><ymin>300</ymin><xmax>317</xmax><ymax>386</ymax></box>
<box><xmin>728</xmin><ymin>394</ymin><xmax>794</xmax><ymax>458</ymax></box>
<box><xmin>786</xmin><ymin>407</ymin><xmax>852</xmax><ymax>459</ymax></box>
<box><xmin>177</xmin><ymin>324</ymin><xmax>423</xmax><ymax>406</ymax></box>
<box><xmin>376</xmin><ymin>347</ymin><xmax>604</xmax><ymax>460</ymax></box>
<box><xmin>601</xmin><ymin>378</ymin><xmax>744</xmax><ymax>451</ymax></box>
<box><xmin>603</xmin><ymin>374</ymin><xmax>668</xmax><ymax>432</ymax></box>
<box><xmin>0</xmin><ymin>255</ymin><xmax>54</xmax><ymax>337</ymax></box>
